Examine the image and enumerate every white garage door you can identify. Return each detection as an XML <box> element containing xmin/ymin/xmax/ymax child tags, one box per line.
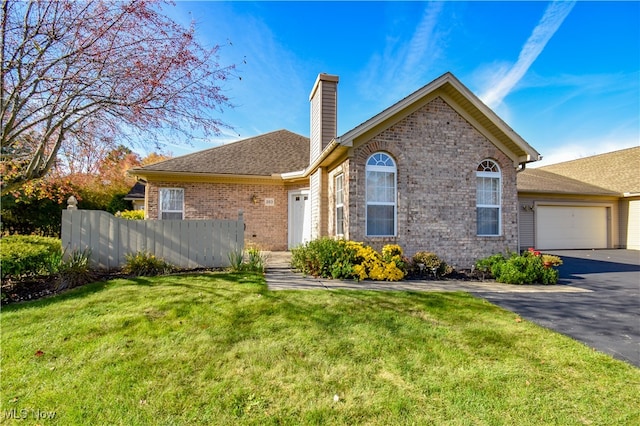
<box><xmin>536</xmin><ymin>206</ymin><xmax>607</xmax><ymax>250</ymax></box>
<box><xmin>627</xmin><ymin>199</ymin><xmax>640</xmax><ymax>250</ymax></box>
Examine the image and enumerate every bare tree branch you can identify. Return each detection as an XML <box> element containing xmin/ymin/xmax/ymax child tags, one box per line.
<box><xmin>1</xmin><ymin>0</ymin><xmax>235</xmax><ymax>194</ymax></box>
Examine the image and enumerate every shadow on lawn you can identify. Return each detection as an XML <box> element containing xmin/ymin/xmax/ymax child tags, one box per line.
<box><xmin>1</xmin><ymin>280</ymin><xmax>113</xmax><ymax>312</ymax></box>
<box><xmin>2</xmin><ymin>271</ymin><xmax>498</xmax><ymax>337</ymax></box>
<box><xmin>1</xmin><ymin>270</ymin><xmax>260</xmax><ymax>311</ymax></box>
<box><xmin>255</xmin><ymin>285</ymin><xmax>494</xmax><ymax>330</ymax></box>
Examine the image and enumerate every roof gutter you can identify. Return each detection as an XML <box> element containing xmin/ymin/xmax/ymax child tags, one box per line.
<box><xmin>302</xmin><ymin>139</ymin><xmax>341</xmax><ymax>177</ymax></box>
<box><xmin>128</xmin><ymin>169</ymin><xmax>283</xmax><ymax>182</ymax></box>
<box><xmin>516</xmin><ymin>162</ymin><xmax>527</xmax><ymax>173</ymax></box>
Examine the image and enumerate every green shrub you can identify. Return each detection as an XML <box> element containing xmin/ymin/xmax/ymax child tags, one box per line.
<box><xmin>474</xmin><ymin>253</ymin><xmax>506</xmax><ymax>279</ymax></box>
<box><xmin>475</xmin><ymin>249</ymin><xmax>561</xmax><ymax>285</ymax></box>
<box><xmin>228</xmin><ymin>249</ymin><xmax>244</xmax><ymax>271</ymax></box>
<box><xmin>123</xmin><ymin>251</ymin><xmax>174</xmax><ymax>276</ymax></box>
<box><xmin>291</xmin><ymin>238</ymin><xmax>405</xmax><ymax>281</ymax></box>
<box><xmin>246</xmin><ymin>246</ymin><xmax>265</xmax><ymax>273</ymax></box>
<box><xmin>57</xmin><ymin>248</ymin><xmax>96</xmax><ymax>290</ymax></box>
<box><xmin>116</xmin><ymin>210</ymin><xmax>145</xmax><ymax>220</ymax></box>
<box><xmin>107</xmin><ymin>193</ymin><xmax>133</xmax><ymax>214</ymax></box>
<box><xmin>0</xmin><ymin>235</ymin><xmax>62</xmax><ymax>279</ymax></box>
<box><xmin>410</xmin><ymin>251</ymin><xmax>449</xmax><ymax>278</ymax></box>
<box><xmin>291</xmin><ymin>238</ymin><xmax>354</xmax><ymax>278</ymax></box>
<box><xmin>228</xmin><ymin>246</ymin><xmax>266</xmax><ymax>273</ymax></box>
<box><xmin>0</xmin><ymin>194</ymin><xmax>64</xmax><ymax>236</ymax></box>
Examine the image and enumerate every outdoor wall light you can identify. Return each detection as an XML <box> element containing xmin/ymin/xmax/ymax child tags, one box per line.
<box><xmin>251</xmin><ymin>194</ymin><xmax>258</xmax><ymax>204</ymax></box>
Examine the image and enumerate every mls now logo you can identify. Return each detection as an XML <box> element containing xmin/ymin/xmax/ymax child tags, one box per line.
<box><xmin>3</xmin><ymin>408</ymin><xmax>56</xmax><ymax>420</ymax></box>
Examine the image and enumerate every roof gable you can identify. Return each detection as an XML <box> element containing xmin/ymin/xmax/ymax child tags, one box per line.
<box><xmin>336</xmin><ymin>72</ymin><xmax>541</xmax><ymax>166</ymax></box>
<box><xmin>131</xmin><ymin>130</ymin><xmax>309</xmax><ymax>178</ymax></box>
<box><xmin>124</xmin><ymin>182</ymin><xmax>146</xmax><ymax>200</ymax></box>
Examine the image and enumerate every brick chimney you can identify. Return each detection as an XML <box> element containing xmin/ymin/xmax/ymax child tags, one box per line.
<box><xmin>309</xmin><ymin>73</ymin><xmax>339</xmax><ymax>164</ymax></box>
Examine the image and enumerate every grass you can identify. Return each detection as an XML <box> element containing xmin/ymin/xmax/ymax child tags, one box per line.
<box><xmin>1</xmin><ymin>272</ymin><xmax>639</xmax><ymax>425</ymax></box>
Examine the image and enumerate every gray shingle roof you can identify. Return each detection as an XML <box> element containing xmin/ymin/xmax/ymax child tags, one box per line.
<box><xmin>518</xmin><ymin>146</ymin><xmax>640</xmax><ymax>195</ymax></box>
<box><xmin>135</xmin><ymin>130</ymin><xmax>309</xmax><ymax>176</ymax></box>
<box><xmin>539</xmin><ymin>146</ymin><xmax>640</xmax><ymax>194</ymax></box>
<box><xmin>517</xmin><ymin>168</ymin><xmax>619</xmax><ymax>195</ymax></box>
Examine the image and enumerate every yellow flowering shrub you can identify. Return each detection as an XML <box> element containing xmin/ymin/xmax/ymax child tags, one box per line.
<box><xmin>348</xmin><ymin>242</ymin><xmax>406</xmax><ymax>281</ymax></box>
<box><xmin>381</xmin><ymin>244</ymin><xmax>403</xmax><ymax>258</ymax></box>
<box><xmin>291</xmin><ymin>238</ymin><xmax>406</xmax><ymax>281</ymax></box>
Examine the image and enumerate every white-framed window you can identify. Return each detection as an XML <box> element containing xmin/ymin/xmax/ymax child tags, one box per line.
<box><xmin>335</xmin><ymin>173</ymin><xmax>344</xmax><ymax>236</ymax></box>
<box><xmin>476</xmin><ymin>159</ymin><xmax>501</xmax><ymax>236</ymax></box>
<box><xmin>159</xmin><ymin>188</ymin><xmax>184</xmax><ymax>220</ymax></box>
<box><xmin>366</xmin><ymin>152</ymin><xmax>396</xmax><ymax>236</ymax></box>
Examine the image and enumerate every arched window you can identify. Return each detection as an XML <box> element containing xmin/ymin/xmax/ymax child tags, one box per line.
<box><xmin>476</xmin><ymin>160</ymin><xmax>501</xmax><ymax>236</ymax></box>
<box><xmin>366</xmin><ymin>152</ymin><xmax>396</xmax><ymax>236</ymax></box>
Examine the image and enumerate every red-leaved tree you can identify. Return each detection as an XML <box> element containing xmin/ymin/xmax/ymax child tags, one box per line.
<box><xmin>1</xmin><ymin>0</ymin><xmax>235</xmax><ymax>195</ymax></box>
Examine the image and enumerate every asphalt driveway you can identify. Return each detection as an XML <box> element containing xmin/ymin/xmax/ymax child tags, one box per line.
<box><xmin>476</xmin><ymin>249</ymin><xmax>640</xmax><ymax>367</ymax></box>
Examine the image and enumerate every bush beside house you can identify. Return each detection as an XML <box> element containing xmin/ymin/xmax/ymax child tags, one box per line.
<box><xmin>291</xmin><ymin>239</ymin><xmax>461</xmax><ymax>282</ymax></box>
<box><xmin>293</xmin><ymin>238</ymin><xmax>563</xmax><ymax>285</ymax></box>
<box><xmin>475</xmin><ymin>248</ymin><xmax>562</xmax><ymax>284</ymax></box>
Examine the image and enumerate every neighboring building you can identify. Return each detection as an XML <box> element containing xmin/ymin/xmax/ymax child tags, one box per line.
<box><xmin>123</xmin><ymin>181</ymin><xmax>146</xmax><ymax>211</ymax></box>
<box><xmin>130</xmin><ymin>72</ymin><xmax>543</xmax><ymax>268</ymax></box>
<box><xmin>517</xmin><ymin>146</ymin><xmax>640</xmax><ymax>251</ymax></box>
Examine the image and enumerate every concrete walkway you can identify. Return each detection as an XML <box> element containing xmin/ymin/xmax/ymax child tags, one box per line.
<box><xmin>264</xmin><ymin>251</ymin><xmax>590</xmax><ymax>294</ymax></box>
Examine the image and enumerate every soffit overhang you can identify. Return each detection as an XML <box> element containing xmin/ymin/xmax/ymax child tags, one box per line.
<box><xmin>128</xmin><ymin>169</ymin><xmax>292</xmax><ymax>185</ymax></box>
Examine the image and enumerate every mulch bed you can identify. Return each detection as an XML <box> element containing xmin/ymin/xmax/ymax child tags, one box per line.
<box><xmin>1</xmin><ymin>271</ymin><xmax>125</xmax><ymax>305</ymax></box>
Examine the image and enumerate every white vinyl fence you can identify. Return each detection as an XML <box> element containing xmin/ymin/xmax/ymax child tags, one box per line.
<box><xmin>61</xmin><ymin>209</ymin><xmax>244</xmax><ymax>270</ymax></box>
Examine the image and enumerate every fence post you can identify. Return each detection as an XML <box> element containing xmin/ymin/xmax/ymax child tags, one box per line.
<box><xmin>61</xmin><ymin>196</ymin><xmax>78</xmax><ymax>261</ymax></box>
<box><xmin>238</xmin><ymin>210</ymin><xmax>245</xmax><ymax>250</ymax></box>
<box><xmin>67</xmin><ymin>195</ymin><xmax>78</xmax><ymax>210</ymax></box>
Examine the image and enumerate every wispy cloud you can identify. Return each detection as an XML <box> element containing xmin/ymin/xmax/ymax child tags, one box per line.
<box><xmin>530</xmin><ymin>133</ymin><xmax>639</xmax><ymax>167</ymax></box>
<box><xmin>399</xmin><ymin>2</ymin><xmax>444</xmax><ymax>83</ymax></box>
<box><xmin>480</xmin><ymin>1</ymin><xmax>576</xmax><ymax>108</ymax></box>
<box><xmin>357</xmin><ymin>2</ymin><xmax>445</xmax><ymax>105</ymax></box>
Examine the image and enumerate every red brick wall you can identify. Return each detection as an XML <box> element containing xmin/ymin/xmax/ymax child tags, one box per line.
<box><xmin>346</xmin><ymin>97</ymin><xmax>519</xmax><ymax>269</ymax></box>
<box><xmin>146</xmin><ymin>180</ymin><xmax>307</xmax><ymax>251</ymax></box>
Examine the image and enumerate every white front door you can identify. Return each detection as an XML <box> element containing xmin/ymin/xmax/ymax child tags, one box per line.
<box><xmin>288</xmin><ymin>190</ymin><xmax>310</xmax><ymax>249</ymax></box>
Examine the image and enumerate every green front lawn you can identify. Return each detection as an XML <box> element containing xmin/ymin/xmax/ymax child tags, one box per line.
<box><xmin>1</xmin><ymin>273</ymin><xmax>638</xmax><ymax>425</ymax></box>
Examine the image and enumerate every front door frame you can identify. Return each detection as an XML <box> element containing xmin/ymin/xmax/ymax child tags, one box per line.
<box><xmin>288</xmin><ymin>189</ymin><xmax>311</xmax><ymax>249</ymax></box>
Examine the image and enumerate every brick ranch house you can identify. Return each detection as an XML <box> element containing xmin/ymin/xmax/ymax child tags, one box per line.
<box><xmin>130</xmin><ymin>72</ymin><xmax>543</xmax><ymax>269</ymax></box>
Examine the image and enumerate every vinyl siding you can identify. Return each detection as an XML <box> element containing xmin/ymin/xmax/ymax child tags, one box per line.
<box><xmin>519</xmin><ymin>200</ymin><xmax>535</xmax><ymax>251</ymax></box>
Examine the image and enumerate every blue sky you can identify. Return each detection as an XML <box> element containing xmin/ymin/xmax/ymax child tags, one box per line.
<box><xmin>162</xmin><ymin>1</ymin><xmax>639</xmax><ymax>167</ymax></box>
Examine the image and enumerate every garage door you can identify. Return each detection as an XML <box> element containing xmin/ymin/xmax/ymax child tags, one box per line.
<box><xmin>627</xmin><ymin>199</ymin><xmax>640</xmax><ymax>250</ymax></box>
<box><xmin>536</xmin><ymin>206</ymin><xmax>607</xmax><ymax>249</ymax></box>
